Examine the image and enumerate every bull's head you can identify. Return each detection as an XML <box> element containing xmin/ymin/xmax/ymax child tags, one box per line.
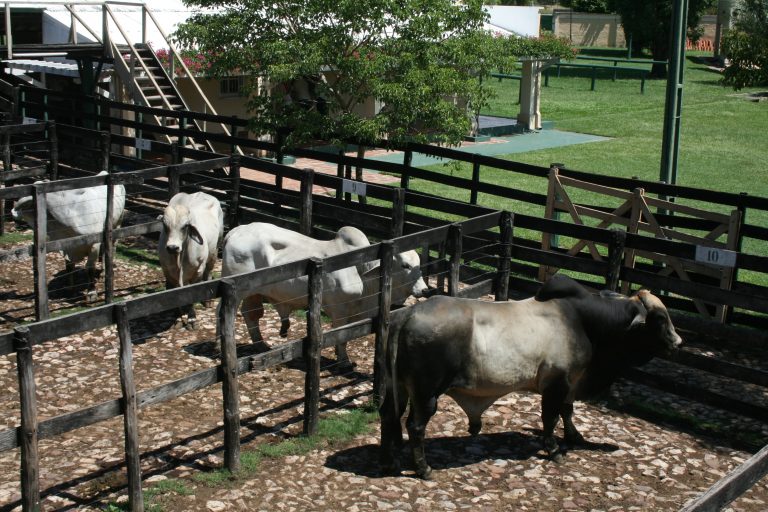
<box><xmin>394</xmin><ymin>250</ymin><xmax>428</xmax><ymax>302</ymax></box>
<box><xmin>11</xmin><ymin>196</ymin><xmax>34</xmax><ymax>227</ymax></box>
<box><xmin>158</xmin><ymin>204</ymin><xmax>204</xmax><ymax>254</ymax></box>
<box><xmin>629</xmin><ymin>290</ymin><xmax>683</xmax><ymax>355</ymax></box>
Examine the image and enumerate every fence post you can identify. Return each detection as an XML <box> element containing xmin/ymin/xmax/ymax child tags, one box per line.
<box><xmin>400</xmin><ymin>149</ymin><xmax>412</xmax><ymax>190</ymax></box>
<box><xmin>470</xmin><ymin>160</ymin><xmax>481</xmax><ymax>205</ymax></box>
<box><xmin>100</xmin><ymin>130</ymin><xmax>110</xmax><ymax>174</ymax></box>
<box><xmin>605</xmin><ymin>228</ymin><xmax>627</xmax><ymax>292</ymax></box>
<box><xmin>391</xmin><ymin>188</ymin><xmax>405</xmax><ymax>238</ymax></box>
<box><xmin>15</xmin><ymin>326</ymin><xmax>41</xmax><ymax>511</ymax></box>
<box><xmin>168</xmin><ymin>165</ymin><xmax>180</xmax><ymax>199</ymax></box>
<box><xmin>373</xmin><ymin>240</ymin><xmax>395</xmax><ymax>404</ymax></box>
<box><xmin>104</xmin><ymin>163</ymin><xmax>116</xmax><ymax>304</ymax></box>
<box><xmin>448</xmin><ymin>223</ymin><xmax>463</xmax><ymax>297</ymax></box>
<box><xmin>114</xmin><ymin>304</ymin><xmax>144</xmax><ymax>512</ymax></box>
<box><xmin>47</xmin><ymin>121</ymin><xmax>58</xmax><ymax>181</ymax></box>
<box><xmin>304</xmin><ymin>258</ymin><xmax>323</xmax><ymax>436</ymax></box>
<box><xmin>228</xmin><ymin>155</ymin><xmax>241</xmax><ymax>230</ymax></box>
<box><xmin>299</xmin><ymin>168</ymin><xmax>314</xmax><ymax>236</ymax></box>
<box><xmin>0</xmin><ymin>130</ymin><xmax>8</xmax><ymax>237</ymax></box>
<box><xmin>335</xmin><ymin>147</ymin><xmax>344</xmax><ymax>201</ymax></box>
<box><xmin>170</xmin><ymin>142</ymin><xmax>180</xmax><ymax>166</ymax></box>
<box><xmin>219</xmin><ymin>279</ymin><xmax>241</xmax><ymax>472</ymax></box>
<box><xmin>496</xmin><ymin>211</ymin><xmax>514</xmax><ymax>301</ymax></box>
<box><xmin>33</xmin><ymin>184</ymin><xmax>49</xmax><ymax>321</ymax></box>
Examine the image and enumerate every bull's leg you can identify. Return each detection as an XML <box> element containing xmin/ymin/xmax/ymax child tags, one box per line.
<box><xmin>330</xmin><ymin>320</ymin><xmax>353</xmax><ymax>369</ymax></box>
<box><xmin>201</xmin><ymin>258</ymin><xmax>216</xmax><ymax>308</ymax></box>
<box><xmin>560</xmin><ymin>402</ymin><xmax>585</xmax><ymax>446</ymax></box>
<box><xmin>274</xmin><ymin>304</ymin><xmax>292</xmax><ymax>338</ymax></box>
<box><xmin>185</xmin><ymin>303</ymin><xmax>197</xmax><ymax>330</ymax></box>
<box><xmin>406</xmin><ymin>394</ymin><xmax>438</xmax><ymax>480</ymax></box>
<box><xmin>540</xmin><ymin>378</ymin><xmax>569</xmax><ymax>463</ymax></box>
<box><xmin>241</xmin><ymin>294</ymin><xmax>268</xmax><ymax>349</ymax></box>
<box><xmin>379</xmin><ymin>382</ymin><xmax>408</xmax><ymax>475</ymax></box>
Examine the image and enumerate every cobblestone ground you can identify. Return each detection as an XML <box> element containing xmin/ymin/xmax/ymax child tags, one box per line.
<box><xmin>1</xmin><ymin>236</ymin><xmax>768</xmax><ymax>511</ymax></box>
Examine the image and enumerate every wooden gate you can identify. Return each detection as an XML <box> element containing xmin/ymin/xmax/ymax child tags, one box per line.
<box><xmin>540</xmin><ymin>168</ymin><xmax>742</xmax><ymax>322</ymax></box>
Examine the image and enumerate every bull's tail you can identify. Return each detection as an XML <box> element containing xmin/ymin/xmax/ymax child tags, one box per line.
<box><xmin>382</xmin><ymin>306</ymin><xmax>413</xmax><ymax>421</ymax></box>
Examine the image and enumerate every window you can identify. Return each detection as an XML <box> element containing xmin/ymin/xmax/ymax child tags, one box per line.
<box><xmin>220</xmin><ymin>76</ymin><xmax>244</xmax><ymax>97</ymax></box>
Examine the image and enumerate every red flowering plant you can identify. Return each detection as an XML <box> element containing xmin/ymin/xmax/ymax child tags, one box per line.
<box><xmin>153</xmin><ymin>47</ymin><xmax>212</xmax><ymax>76</ymax></box>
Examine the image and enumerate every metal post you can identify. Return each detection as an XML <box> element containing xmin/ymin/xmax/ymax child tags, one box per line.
<box><xmin>659</xmin><ymin>0</ymin><xmax>689</xmax><ymax>189</ymax></box>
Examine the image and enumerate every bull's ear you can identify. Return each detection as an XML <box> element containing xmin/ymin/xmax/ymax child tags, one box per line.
<box><xmin>629</xmin><ymin>302</ymin><xmax>647</xmax><ymax>329</ymax></box>
<box><xmin>188</xmin><ymin>224</ymin><xmax>204</xmax><ymax>245</ymax></box>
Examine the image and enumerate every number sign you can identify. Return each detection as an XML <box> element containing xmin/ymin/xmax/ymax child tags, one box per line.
<box><xmin>695</xmin><ymin>245</ymin><xmax>737</xmax><ymax>268</ymax></box>
<box><xmin>342</xmin><ymin>179</ymin><xmax>367</xmax><ymax>197</ymax></box>
<box><xmin>135</xmin><ymin>138</ymin><xmax>152</xmax><ymax>151</ymax></box>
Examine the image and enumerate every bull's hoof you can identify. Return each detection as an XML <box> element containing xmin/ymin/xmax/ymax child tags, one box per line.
<box><xmin>565</xmin><ymin>432</ymin><xmax>585</xmax><ymax>446</ymax></box>
<box><xmin>184</xmin><ymin>320</ymin><xmax>196</xmax><ymax>331</ymax></box>
<box><xmin>84</xmin><ymin>290</ymin><xmax>98</xmax><ymax>303</ymax></box>
<box><xmin>468</xmin><ymin>421</ymin><xmax>482</xmax><ymax>436</ymax></box>
<box><xmin>551</xmin><ymin>451</ymin><xmax>565</xmax><ymax>463</ymax></box>
<box><xmin>415</xmin><ymin>465</ymin><xmax>433</xmax><ymax>480</ymax></box>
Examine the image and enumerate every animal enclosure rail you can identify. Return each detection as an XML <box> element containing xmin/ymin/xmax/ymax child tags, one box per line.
<box><xmin>0</xmin><ymin>209</ymin><xmax>505</xmax><ymax>511</ymax></box>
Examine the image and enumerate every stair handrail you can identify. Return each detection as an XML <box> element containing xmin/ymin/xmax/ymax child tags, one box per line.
<box><xmin>102</xmin><ymin>3</ymin><xmax>177</xmax><ymax>112</ymax></box>
<box><xmin>140</xmin><ymin>3</ymin><xmax>242</xmax><ymax>152</ymax></box>
<box><xmin>63</xmin><ymin>4</ymin><xmax>103</xmax><ymax>44</ymax></box>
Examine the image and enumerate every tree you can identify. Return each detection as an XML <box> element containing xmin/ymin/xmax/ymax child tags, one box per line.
<box><xmin>610</xmin><ymin>0</ymin><xmax>715</xmax><ymax>77</ymax></box>
<box><xmin>173</xmin><ymin>0</ymin><xmax>572</xmax><ymax>148</ymax></box>
<box><xmin>721</xmin><ymin>0</ymin><xmax>768</xmax><ymax>89</ymax></box>
<box><xmin>558</xmin><ymin>0</ymin><xmax>611</xmax><ymax>13</ymax></box>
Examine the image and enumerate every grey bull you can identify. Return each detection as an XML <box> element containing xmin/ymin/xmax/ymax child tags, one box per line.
<box><xmin>221</xmin><ymin>222</ymin><xmax>428</xmax><ymax>364</ymax></box>
<box><xmin>379</xmin><ymin>275</ymin><xmax>682</xmax><ymax>479</ymax></box>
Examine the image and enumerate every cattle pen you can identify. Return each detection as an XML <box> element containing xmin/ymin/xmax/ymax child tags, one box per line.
<box><xmin>1</xmin><ymin>83</ymin><xmax>768</xmax><ymax>510</ymax></box>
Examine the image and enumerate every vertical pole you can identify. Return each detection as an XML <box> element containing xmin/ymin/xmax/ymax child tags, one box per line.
<box><xmin>335</xmin><ymin>147</ymin><xmax>344</xmax><ymax>201</ymax></box>
<box><xmin>104</xmin><ymin>166</ymin><xmax>115</xmax><ymax>304</ymax></box>
<box><xmin>228</xmin><ymin>155</ymin><xmax>241</xmax><ymax>229</ymax></box>
<box><xmin>168</xmin><ymin>165</ymin><xmax>180</xmax><ymax>199</ymax></box>
<box><xmin>470</xmin><ymin>160</ymin><xmax>481</xmax><ymax>205</ymax></box>
<box><xmin>344</xmin><ymin>163</ymin><xmax>352</xmax><ymax>202</ymax></box>
<box><xmin>299</xmin><ymin>168</ymin><xmax>314</xmax><ymax>236</ymax></box>
<box><xmin>115</xmin><ymin>304</ymin><xmax>144</xmax><ymax>512</ymax></box>
<box><xmin>303</xmin><ymin>258</ymin><xmax>323</xmax><ymax>436</ymax></box>
<box><xmin>447</xmin><ymin>224</ymin><xmax>462</xmax><ymax>297</ymax></box>
<box><xmin>391</xmin><ymin>188</ymin><xmax>405</xmax><ymax>239</ymax></box>
<box><xmin>355</xmin><ymin>145</ymin><xmax>367</xmax><ymax>205</ymax></box>
<box><xmin>659</xmin><ymin>0</ymin><xmax>689</xmax><ymax>189</ymax></box>
<box><xmin>178</xmin><ymin>112</ymin><xmax>187</xmax><ymax>157</ymax></box>
<box><xmin>0</xmin><ymin>130</ymin><xmax>8</xmax><ymax>236</ymax></box>
<box><xmin>5</xmin><ymin>2</ymin><xmax>14</xmax><ymax>60</ymax></box>
<box><xmin>495</xmin><ymin>211</ymin><xmax>514</xmax><ymax>301</ymax></box>
<box><xmin>33</xmin><ymin>184</ymin><xmax>49</xmax><ymax>321</ymax></box>
<box><xmin>400</xmin><ymin>149</ymin><xmax>412</xmax><ymax>190</ymax></box>
<box><xmin>170</xmin><ymin>142</ymin><xmax>180</xmax><ymax>166</ymax></box>
<box><xmin>15</xmin><ymin>326</ymin><xmax>41</xmax><ymax>511</ymax></box>
<box><xmin>373</xmin><ymin>241</ymin><xmax>394</xmax><ymax>404</ymax></box>
<box><xmin>219</xmin><ymin>279</ymin><xmax>241</xmax><ymax>472</ymax></box>
<box><xmin>47</xmin><ymin>121</ymin><xmax>58</xmax><ymax>181</ymax></box>
<box><xmin>605</xmin><ymin>228</ymin><xmax>627</xmax><ymax>292</ymax></box>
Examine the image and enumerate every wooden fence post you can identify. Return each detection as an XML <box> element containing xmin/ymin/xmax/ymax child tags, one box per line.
<box><xmin>115</xmin><ymin>304</ymin><xmax>144</xmax><ymax>512</ymax></box>
<box><xmin>496</xmin><ymin>211</ymin><xmax>514</xmax><ymax>301</ymax></box>
<box><xmin>33</xmin><ymin>184</ymin><xmax>49</xmax><ymax>321</ymax></box>
<box><xmin>335</xmin><ymin>147</ymin><xmax>344</xmax><ymax>201</ymax></box>
<box><xmin>470</xmin><ymin>160</ymin><xmax>481</xmax><ymax>205</ymax></box>
<box><xmin>170</xmin><ymin>142</ymin><xmax>180</xmax><ymax>166</ymax></box>
<box><xmin>47</xmin><ymin>121</ymin><xmax>58</xmax><ymax>181</ymax></box>
<box><xmin>15</xmin><ymin>326</ymin><xmax>41</xmax><ymax>511</ymax></box>
<box><xmin>373</xmin><ymin>241</ymin><xmax>395</xmax><ymax>404</ymax></box>
<box><xmin>168</xmin><ymin>165</ymin><xmax>180</xmax><ymax>199</ymax></box>
<box><xmin>400</xmin><ymin>149</ymin><xmax>412</xmax><ymax>190</ymax></box>
<box><xmin>0</xmin><ymin>130</ymin><xmax>8</xmax><ymax>237</ymax></box>
<box><xmin>104</xmin><ymin>168</ymin><xmax>115</xmax><ymax>304</ymax></box>
<box><xmin>304</xmin><ymin>258</ymin><xmax>323</xmax><ymax>436</ymax></box>
<box><xmin>448</xmin><ymin>224</ymin><xmax>463</xmax><ymax>297</ymax></box>
<box><xmin>219</xmin><ymin>279</ymin><xmax>241</xmax><ymax>472</ymax></box>
<box><xmin>605</xmin><ymin>228</ymin><xmax>626</xmax><ymax>292</ymax></box>
<box><xmin>299</xmin><ymin>168</ymin><xmax>314</xmax><ymax>236</ymax></box>
<box><xmin>100</xmin><ymin>130</ymin><xmax>110</xmax><ymax>174</ymax></box>
<box><xmin>228</xmin><ymin>155</ymin><xmax>241</xmax><ymax>230</ymax></box>
<box><xmin>391</xmin><ymin>188</ymin><xmax>405</xmax><ymax>239</ymax></box>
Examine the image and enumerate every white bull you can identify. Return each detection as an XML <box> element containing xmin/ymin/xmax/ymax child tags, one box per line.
<box><xmin>221</xmin><ymin>222</ymin><xmax>428</xmax><ymax>364</ymax></box>
<box><xmin>11</xmin><ymin>171</ymin><xmax>126</xmax><ymax>292</ymax></box>
<box><xmin>158</xmin><ymin>191</ymin><xmax>224</xmax><ymax>328</ymax></box>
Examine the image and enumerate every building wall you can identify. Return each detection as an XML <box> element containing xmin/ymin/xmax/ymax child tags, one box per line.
<box><xmin>553</xmin><ymin>11</ymin><xmax>718</xmax><ymax>48</ymax></box>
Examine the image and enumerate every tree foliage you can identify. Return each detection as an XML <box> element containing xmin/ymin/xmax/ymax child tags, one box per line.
<box><xmin>721</xmin><ymin>0</ymin><xmax>768</xmax><ymax>89</ymax></box>
<box><xmin>610</xmin><ymin>0</ymin><xmax>715</xmax><ymax>76</ymax></box>
<box><xmin>558</xmin><ymin>0</ymin><xmax>611</xmax><ymax>13</ymax></box>
<box><xmin>174</xmin><ymin>0</ymin><xmax>572</xmax><ymax>147</ymax></box>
